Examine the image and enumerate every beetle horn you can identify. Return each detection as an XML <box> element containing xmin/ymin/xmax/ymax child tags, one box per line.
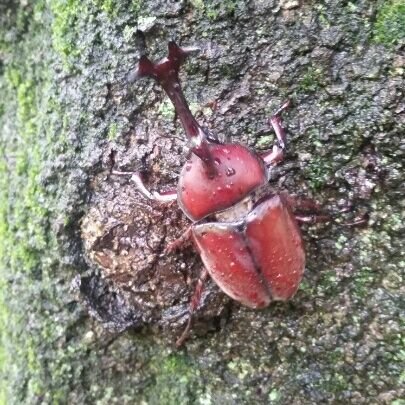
<box><xmin>128</xmin><ymin>55</ymin><xmax>157</xmax><ymax>81</ymax></box>
<box><xmin>167</xmin><ymin>41</ymin><xmax>200</xmax><ymax>67</ymax></box>
<box><xmin>131</xmin><ymin>41</ymin><xmax>218</xmax><ymax>178</ymax></box>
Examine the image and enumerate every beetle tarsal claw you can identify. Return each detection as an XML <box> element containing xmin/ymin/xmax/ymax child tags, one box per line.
<box><xmin>272</xmin><ymin>99</ymin><xmax>291</xmax><ymax>117</ymax></box>
<box><xmin>130</xmin><ymin>173</ymin><xmax>154</xmax><ymax>199</ymax></box>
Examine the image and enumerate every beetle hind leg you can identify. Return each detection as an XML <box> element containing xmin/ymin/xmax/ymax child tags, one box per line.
<box><xmin>295</xmin><ymin>211</ymin><xmax>368</xmax><ymax>226</ymax></box>
<box><xmin>165</xmin><ymin>226</ymin><xmax>193</xmax><ymax>254</ymax></box>
<box><xmin>176</xmin><ymin>268</ymin><xmax>209</xmax><ymax>347</ymax></box>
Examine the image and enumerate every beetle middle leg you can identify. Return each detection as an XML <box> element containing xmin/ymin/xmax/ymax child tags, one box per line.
<box><xmin>281</xmin><ymin>192</ymin><xmax>331</xmax><ymax>224</ymax></box>
<box><xmin>282</xmin><ymin>193</ymin><xmax>324</xmax><ymax>212</ymax></box>
<box><xmin>176</xmin><ymin>267</ymin><xmax>209</xmax><ymax>347</ymax></box>
<box><xmin>284</xmin><ymin>193</ymin><xmax>368</xmax><ymax>227</ymax></box>
<box><xmin>295</xmin><ymin>214</ymin><xmax>331</xmax><ymax>224</ymax></box>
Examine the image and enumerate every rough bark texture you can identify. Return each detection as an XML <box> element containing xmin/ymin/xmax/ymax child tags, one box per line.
<box><xmin>0</xmin><ymin>0</ymin><xmax>404</xmax><ymax>404</ymax></box>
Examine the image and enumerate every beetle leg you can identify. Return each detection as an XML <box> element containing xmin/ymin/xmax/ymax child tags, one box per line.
<box><xmin>339</xmin><ymin>215</ymin><xmax>368</xmax><ymax>227</ymax></box>
<box><xmin>295</xmin><ymin>214</ymin><xmax>331</xmax><ymax>224</ymax></box>
<box><xmin>281</xmin><ymin>192</ymin><xmax>331</xmax><ymax>224</ymax></box>
<box><xmin>295</xmin><ymin>213</ymin><xmax>368</xmax><ymax>227</ymax></box>
<box><xmin>261</xmin><ymin>100</ymin><xmax>291</xmax><ymax>166</ymax></box>
<box><xmin>261</xmin><ymin>144</ymin><xmax>285</xmax><ymax>166</ymax></box>
<box><xmin>176</xmin><ymin>267</ymin><xmax>209</xmax><ymax>348</ymax></box>
<box><xmin>269</xmin><ymin>100</ymin><xmax>291</xmax><ymax>149</ymax></box>
<box><xmin>165</xmin><ymin>226</ymin><xmax>193</xmax><ymax>254</ymax></box>
<box><xmin>111</xmin><ymin>170</ymin><xmax>177</xmax><ymax>203</ymax></box>
<box><xmin>282</xmin><ymin>193</ymin><xmax>323</xmax><ymax>213</ymax></box>
<box><xmin>287</xmin><ymin>194</ymin><xmax>368</xmax><ymax>227</ymax></box>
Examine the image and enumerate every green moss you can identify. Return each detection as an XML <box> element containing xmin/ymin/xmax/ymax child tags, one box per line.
<box><xmin>190</xmin><ymin>0</ymin><xmax>205</xmax><ymax>10</ymax></box>
<box><xmin>255</xmin><ymin>134</ymin><xmax>273</xmax><ymax>149</ymax></box>
<box><xmin>324</xmin><ymin>372</ymin><xmax>350</xmax><ymax>394</ymax></box>
<box><xmin>373</xmin><ymin>0</ymin><xmax>405</xmax><ymax>46</ymax></box>
<box><xmin>107</xmin><ymin>122</ymin><xmax>118</xmax><ymax>141</ymax></box>
<box><xmin>227</xmin><ymin>359</ymin><xmax>255</xmax><ymax>380</ymax></box>
<box><xmin>314</xmin><ymin>4</ymin><xmax>330</xmax><ymax>28</ymax></box>
<box><xmin>4</xmin><ymin>67</ymin><xmax>21</xmax><ymax>89</ymax></box>
<box><xmin>298</xmin><ymin>67</ymin><xmax>325</xmax><ymax>93</ymax></box>
<box><xmin>352</xmin><ymin>250</ymin><xmax>387</xmax><ymax>297</ymax></box>
<box><xmin>131</xmin><ymin>0</ymin><xmax>143</xmax><ymax>15</ymax></box>
<box><xmin>158</xmin><ymin>99</ymin><xmax>176</xmax><ymax>120</ymax></box>
<box><xmin>269</xmin><ymin>389</ymin><xmax>279</xmax><ymax>402</ymax></box>
<box><xmin>0</xmin><ymin>65</ymin><xmax>49</xmax><ymax>399</ymax></box>
<box><xmin>49</xmin><ymin>0</ymin><xmax>84</xmax><ymax>68</ymax></box>
<box><xmin>145</xmin><ymin>354</ymin><xmax>200</xmax><ymax>404</ymax></box>
<box><xmin>94</xmin><ymin>0</ymin><xmax>119</xmax><ymax>16</ymax></box>
<box><xmin>318</xmin><ymin>270</ymin><xmax>339</xmax><ymax>293</ymax></box>
<box><xmin>304</xmin><ymin>156</ymin><xmax>333</xmax><ymax>191</ymax></box>
<box><xmin>3</xmin><ymin>71</ymin><xmax>48</xmax><ymax>270</ymax></box>
<box><xmin>50</xmin><ymin>0</ymin><xmax>143</xmax><ymax>69</ymax></box>
<box><xmin>0</xmin><ymin>4</ymin><xmax>82</xmax><ymax>402</ymax></box>
<box><xmin>203</xmin><ymin>0</ymin><xmax>239</xmax><ymax>21</ymax></box>
<box><xmin>0</xmin><ymin>3</ymin><xmax>46</xmax><ymax>54</ymax></box>
<box><xmin>123</xmin><ymin>24</ymin><xmax>137</xmax><ymax>42</ymax></box>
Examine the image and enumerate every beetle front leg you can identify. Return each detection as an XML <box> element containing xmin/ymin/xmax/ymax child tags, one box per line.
<box><xmin>260</xmin><ymin>100</ymin><xmax>291</xmax><ymax>166</ymax></box>
<box><xmin>176</xmin><ymin>267</ymin><xmax>209</xmax><ymax>348</ymax></box>
<box><xmin>111</xmin><ymin>170</ymin><xmax>177</xmax><ymax>203</ymax></box>
<box><xmin>261</xmin><ymin>145</ymin><xmax>284</xmax><ymax>166</ymax></box>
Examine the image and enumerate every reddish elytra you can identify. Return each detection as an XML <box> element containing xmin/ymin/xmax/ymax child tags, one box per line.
<box><xmin>114</xmin><ymin>42</ymin><xmax>327</xmax><ymax>346</ymax></box>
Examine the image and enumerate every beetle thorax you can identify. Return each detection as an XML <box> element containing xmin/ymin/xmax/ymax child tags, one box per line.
<box><xmin>178</xmin><ymin>143</ymin><xmax>267</xmax><ymax>221</ymax></box>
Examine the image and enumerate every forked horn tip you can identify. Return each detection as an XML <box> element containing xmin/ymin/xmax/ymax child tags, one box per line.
<box><xmin>168</xmin><ymin>41</ymin><xmax>200</xmax><ymax>61</ymax></box>
<box><xmin>128</xmin><ymin>55</ymin><xmax>155</xmax><ymax>82</ymax></box>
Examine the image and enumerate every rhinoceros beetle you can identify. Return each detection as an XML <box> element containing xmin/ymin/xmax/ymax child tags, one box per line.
<box><xmin>114</xmin><ymin>42</ymin><xmax>331</xmax><ymax>346</ymax></box>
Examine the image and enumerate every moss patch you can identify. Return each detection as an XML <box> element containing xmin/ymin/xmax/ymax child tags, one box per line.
<box><xmin>190</xmin><ymin>0</ymin><xmax>242</xmax><ymax>21</ymax></box>
<box><xmin>297</xmin><ymin>67</ymin><xmax>326</xmax><ymax>94</ymax></box>
<box><xmin>0</xmin><ymin>3</ymin><xmax>86</xmax><ymax>402</ymax></box>
<box><xmin>146</xmin><ymin>354</ymin><xmax>201</xmax><ymax>404</ymax></box>
<box><xmin>49</xmin><ymin>0</ymin><xmax>85</xmax><ymax>68</ymax></box>
<box><xmin>373</xmin><ymin>0</ymin><xmax>405</xmax><ymax>46</ymax></box>
<box><xmin>304</xmin><ymin>156</ymin><xmax>333</xmax><ymax>190</ymax></box>
<box><xmin>49</xmin><ymin>0</ymin><xmax>143</xmax><ymax>70</ymax></box>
